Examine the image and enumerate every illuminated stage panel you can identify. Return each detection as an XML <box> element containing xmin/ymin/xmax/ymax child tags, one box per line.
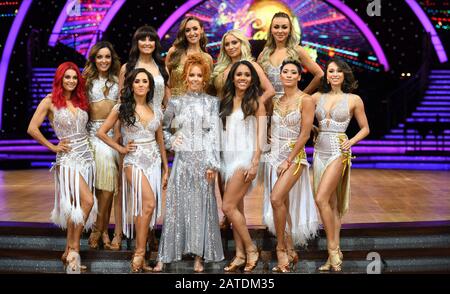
<box><xmin>160</xmin><ymin>0</ymin><xmax>383</xmax><ymax>72</ymax></box>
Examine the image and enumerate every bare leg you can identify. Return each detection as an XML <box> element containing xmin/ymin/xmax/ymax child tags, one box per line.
<box><xmin>271</xmin><ymin>164</ymin><xmax>303</xmax><ymax>268</ymax></box>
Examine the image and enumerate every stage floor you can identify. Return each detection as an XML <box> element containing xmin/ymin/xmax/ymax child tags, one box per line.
<box><xmin>0</xmin><ymin>169</ymin><xmax>449</xmax><ymax>224</ymax></box>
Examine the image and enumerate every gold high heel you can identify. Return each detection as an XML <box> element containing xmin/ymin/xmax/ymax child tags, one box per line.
<box><xmin>130</xmin><ymin>252</ymin><xmax>153</xmax><ymax>273</ymax></box>
<box><xmin>65</xmin><ymin>249</ymin><xmax>81</xmax><ymax>274</ymax></box>
<box><xmin>107</xmin><ymin>232</ymin><xmax>122</xmax><ymax>251</ymax></box>
<box><xmin>224</xmin><ymin>255</ymin><xmax>246</xmax><ymax>272</ymax></box>
<box><xmin>318</xmin><ymin>247</ymin><xmax>342</xmax><ymax>272</ymax></box>
<box><xmin>62</xmin><ymin>250</ymin><xmax>87</xmax><ymax>272</ymax></box>
<box><xmin>272</xmin><ymin>247</ymin><xmax>291</xmax><ymax>273</ymax></box>
<box><xmin>152</xmin><ymin>261</ymin><xmax>165</xmax><ymax>272</ymax></box>
<box><xmin>244</xmin><ymin>247</ymin><xmax>260</xmax><ymax>272</ymax></box>
<box><xmin>101</xmin><ymin>230</ymin><xmax>111</xmax><ymax>249</ymax></box>
<box><xmin>287</xmin><ymin>248</ymin><xmax>299</xmax><ymax>271</ymax></box>
<box><xmin>88</xmin><ymin>228</ymin><xmax>101</xmax><ymax>249</ymax></box>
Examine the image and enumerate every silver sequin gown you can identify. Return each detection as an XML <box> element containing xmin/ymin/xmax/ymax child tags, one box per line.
<box><xmin>157</xmin><ymin>92</ymin><xmax>224</xmax><ymax>263</ymax></box>
<box><xmin>265</xmin><ymin>63</ymin><xmax>284</xmax><ymax>99</ymax></box>
<box><xmin>112</xmin><ymin>104</ymin><xmax>163</xmax><ymax>238</ymax></box>
<box><xmin>87</xmin><ymin>77</ymin><xmax>119</xmax><ymax>192</ymax></box>
<box><xmin>313</xmin><ymin>94</ymin><xmax>353</xmax><ymax>217</ymax></box>
<box><xmin>50</xmin><ymin>106</ymin><xmax>97</xmax><ymax>230</ymax></box>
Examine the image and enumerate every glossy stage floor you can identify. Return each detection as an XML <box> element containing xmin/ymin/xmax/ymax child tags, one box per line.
<box><xmin>0</xmin><ymin>168</ymin><xmax>449</xmax><ymax>274</ymax></box>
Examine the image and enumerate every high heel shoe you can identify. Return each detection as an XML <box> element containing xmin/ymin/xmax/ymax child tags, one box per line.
<box><xmin>88</xmin><ymin>228</ymin><xmax>101</xmax><ymax>249</ymax></box>
<box><xmin>287</xmin><ymin>248</ymin><xmax>299</xmax><ymax>271</ymax></box>
<box><xmin>318</xmin><ymin>247</ymin><xmax>342</xmax><ymax>272</ymax></box>
<box><xmin>272</xmin><ymin>247</ymin><xmax>290</xmax><ymax>273</ymax></box>
<box><xmin>244</xmin><ymin>246</ymin><xmax>260</xmax><ymax>272</ymax></box>
<box><xmin>130</xmin><ymin>252</ymin><xmax>153</xmax><ymax>273</ymax></box>
<box><xmin>62</xmin><ymin>250</ymin><xmax>87</xmax><ymax>272</ymax></box>
<box><xmin>107</xmin><ymin>232</ymin><xmax>122</xmax><ymax>251</ymax></box>
<box><xmin>224</xmin><ymin>255</ymin><xmax>246</xmax><ymax>272</ymax></box>
<box><xmin>65</xmin><ymin>249</ymin><xmax>81</xmax><ymax>274</ymax></box>
<box><xmin>101</xmin><ymin>230</ymin><xmax>111</xmax><ymax>249</ymax></box>
<box><xmin>153</xmin><ymin>261</ymin><xmax>165</xmax><ymax>272</ymax></box>
<box><xmin>194</xmin><ymin>257</ymin><xmax>204</xmax><ymax>273</ymax></box>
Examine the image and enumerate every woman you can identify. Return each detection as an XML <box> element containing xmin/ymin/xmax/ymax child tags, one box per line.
<box><xmin>154</xmin><ymin>53</ymin><xmax>223</xmax><ymax>272</ymax></box>
<box><xmin>120</xmin><ymin>25</ymin><xmax>169</xmax><ymax>109</ymax></box>
<box><xmin>83</xmin><ymin>41</ymin><xmax>120</xmax><ymax>250</ymax></box>
<box><xmin>220</xmin><ymin>60</ymin><xmax>265</xmax><ymax>272</ymax></box>
<box><xmin>264</xmin><ymin>59</ymin><xmax>319</xmax><ymax>273</ymax></box>
<box><xmin>97</xmin><ymin>68</ymin><xmax>169</xmax><ymax>272</ymax></box>
<box><xmin>27</xmin><ymin>62</ymin><xmax>96</xmax><ymax>273</ymax></box>
<box><xmin>166</xmin><ymin>16</ymin><xmax>213</xmax><ymax>97</ymax></box>
<box><xmin>258</xmin><ymin>12</ymin><xmax>323</xmax><ymax>99</ymax></box>
<box><xmin>312</xmin><ymin>58</ymin><xmax>369</xmax><ymax>272</ymax></box>
<box><xmin>117</xmin><ymin>25</ymin><xmax>170</xmax><ymax>250</ymax></box>
<box><xmin>212</xmin><ymin>29</ymin><xmax>274</xmax><ymax>101</ymax></box>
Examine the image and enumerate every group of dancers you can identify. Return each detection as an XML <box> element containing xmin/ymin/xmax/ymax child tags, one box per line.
<box><xmin>27</xmin><ymin>12</ymin><xmax>370</xmax><ymax>273</ymax></box>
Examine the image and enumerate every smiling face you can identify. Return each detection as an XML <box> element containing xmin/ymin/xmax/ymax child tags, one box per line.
<box><xmin>326</xmin><ymin>62</ymin><xmax>344</xmax><ymax>87</ymax></box>
<box><xmin>271</xmin><ymin>17</ymin><xmax>290</xmax><ymax>44</ymax></box>
<box><xmin>95</xmin><ymin>47</ymin><xmax>112</xmax><ymax>76</ymax></box>
<box><xmin>185</xmin><ymin>19</ymin><xmax>203</xmax><ymax>46</ymax></box>
<box><xmin>137</xmin><ymin>36</ymin><xmax>155</xmax><ymax>55</ymax></box>
<box><xmin>186</xmin><ymin>65</ymin><xmax>204</xmax><ymax>92</ymax></box>
<box><xmin>280</xmin><ymin>63</ymin><xmax>301</xmax><ymax>87</ymax></box>
<box><xmin>233</xmin><ymin>64</ymin><xmax>252</xmax><ymax>92</ymax></box>
<box><xmin>132</xmin><ymin>72</ymin><xmax>150</xmax><ymax>97</ymax></box>
<box><xmin>62</xmin><ymin>69</ymin><xmax>78</xmax><ymax>93</ymax></box>
<box><xmin>224</xmin><ymin>34</ymin><xmax>242</xmax><ymax>60</ymax></box>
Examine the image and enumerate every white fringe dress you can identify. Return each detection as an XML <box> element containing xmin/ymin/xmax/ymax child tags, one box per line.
<box><xmin>113</xmin><ymin>104</ymin><xmax>163</xmax><ymax>238</ymax></box>
<box><xmin>263</xmin><ymin>96</ymin><xmax>319</xmax><ymax>246</ymax></box>
<box><xmin>50</xmin><ymin>106</ymin><xmax>97</xmax><ymax>230</ymax></box>
<box><xmin>87</xmin><ymin>77</ymin><xmax>119</xmax><ymax>193</ymax></box>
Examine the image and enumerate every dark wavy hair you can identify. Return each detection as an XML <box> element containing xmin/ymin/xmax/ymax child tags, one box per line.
<box><xmin>125</xmin><ymin>25</ymin><xmax>168</xmax><ymax>86</ymax></box>
<box><xmin>319</xmin><ymin>58</ymin><xmax>358</xmax><ymax>93</ymax></box>
<box><xmin>119</xmin><ymin>68</ymin><xmax>154</xmax><ymax>127</ymax></box>
<box><xmin>220</xmin><ymin>60</ymin><xmax>261</xmax><ymax>130</ymax></box>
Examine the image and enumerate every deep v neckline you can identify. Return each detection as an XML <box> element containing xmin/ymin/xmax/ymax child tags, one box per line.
<box><xmin>321</xmin><ymin>94</ymin><xmax>347</xmax><ymax>119</ymax></box>
<box><xmin>66</xmin><ymin>106</ymin><xmax>79</xmax><ymax>119</ymax></box>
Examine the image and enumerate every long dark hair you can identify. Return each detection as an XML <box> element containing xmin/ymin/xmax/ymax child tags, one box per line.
<box><xmin>125</xmin><ymin>25</ymin><xmax>168</xmax><ymax>85</ymax></box>
<box><xmin>319</xmin><ymin>58</ymin><xmax>358</xmax><ymax>93</ymax></box>
<box><xmin>119</xmin><ymin>68</ymin><xmax>154</xmax><ymax>127</ymax></box>
<box><xmin>220</xmin><ymin>60</ymin><xmax>261</xmax><ymax>129</ymax></box>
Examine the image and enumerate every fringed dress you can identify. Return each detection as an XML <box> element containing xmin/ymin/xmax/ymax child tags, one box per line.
<box><xmin>263</xmin><ymin>95</ymin><xmax>319</xmax><ymax>246</ymax></box>
<box><xmin>157</xmin><ymin>92</ymin><xmax>224</xmax><ymax>263</ymax></box>
<box><xmin>313</xmin><ymin>94</ymin><xmax>353</xmax><ymax>217</ymax></box>
<box><xmin>87</xmin><ymin>77</ymin><xmax>119</xmax><ymax>193</ymax></box>
<box><xmin>113</xmin><ymin>104</ymin><xmax>163</xmax><ymax>238</ymax></box>
<box><xmin>50</xmin><ymin>107</ymin><xmax>97</xmax><ymax>230</ymax></box>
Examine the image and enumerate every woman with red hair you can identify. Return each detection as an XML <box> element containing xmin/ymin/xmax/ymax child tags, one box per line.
<box><xmin>28</xmin><ymin>62</ymin><xmax>97</xmax><ymax>273</ymax></box>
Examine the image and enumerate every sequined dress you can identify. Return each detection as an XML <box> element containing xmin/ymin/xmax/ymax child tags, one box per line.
<box><xmin>87</xmin><ymin>77</ymin><xmax>119</xmax><ymax>192</ymax></box>
<box><xmin>113</xmin><ymin>104</ymin><xmax>163</xmax><ymax>238</ymax></box>
<box><xmin>263</xmin><ymin>96</ymin><xmax>319</xmax><ymax>246</ymax></box>
<box><xmin>157</xmin><ymin>92</ymin><xmax>224</xmax><ymax>263</ymax></box>
<box><xmin>50</xmin><ymin>106</ymin><xmax>97</xmax><ymax>230</ymax></box>
<box><xmin>313</xmin><ymin>94</ymin><xmax>352</xmax><ymax>217</ymax></box>
<box><xmin>265</xmin><ymin>63</ymin><xmax>283</xmax><ymax>99</ymax></box>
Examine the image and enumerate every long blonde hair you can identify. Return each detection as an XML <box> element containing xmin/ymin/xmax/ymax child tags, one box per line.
<box><xmin>167</xmin><ymin>16</ymin><xmax>208</xmax><ymax>71</ymax></box>
<box><xmin>212</xmin><ymin>29</ymin><xmax>254</xmax><ymax>82</ymax></box>
<box><xmin>258</xmin><ymin>12</ymin><xmax>300</xmax><ymax>69</ymax></box>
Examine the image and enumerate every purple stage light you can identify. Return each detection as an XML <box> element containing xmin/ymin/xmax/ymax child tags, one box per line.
<box><xmin>405</xmin><ymin>0</ymin><xmax>448</xmax><ymax>63</ymax></box>
<box><xmin>48</xmin><ymin>1</ymin><xmax>74</xmax><ymax>47</ymax></box>
<box><xmin>0</xmin><ymin>0</ymin><xmax>33</xmax><ymax>129</ymax></box>
<box><xmin>325</xmin><ymin>0</ymin><xmax>389</xmax><ymax>71</ymax></box>
<box><xmin>157</xmin><ymin>0</ymin><xmax>202</xmax><ymax>39</ymax></box>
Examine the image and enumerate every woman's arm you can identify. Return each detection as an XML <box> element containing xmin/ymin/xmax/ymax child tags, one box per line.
<box><xmin>244</xmin><ymin>101</ymin><xmax>266</xmax><ymax>182</ymax></box>
<box><xmin>296</xmin><ymin>46</ymin><xmax>324</xmax><ymax>94</ymax></box>
<box><xmin>118</xmin><ymin>63</ymin><xmax>127</xmax><ymax>98</ymax></box>
<box><xmin>156</xmin><ymin>125</ymin><xmax>169</xmax><ymax>189</ymax></box>
<box><xmin>27</xmin><ymin>96</ymin><xmax>69</xmax><ymax>153</ymax></box>
<box><xmin>252</xmin><ymin>61</ymin><xmax>275</xmax><ymax>104</ymax></box>
<box><xmin>341</xmin><ymin>95</ymin><xmax>370</xmax><ymax>150</ymax></box>
<box><xmin>96</xmin><ymin>107</ymin><xmax>131</xmax><ymax>154</ymax></box>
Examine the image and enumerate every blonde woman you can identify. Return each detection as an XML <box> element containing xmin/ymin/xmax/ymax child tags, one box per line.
<box><xmin>258</xmin><ymin>12</ymin><xmax>323</xmax><ymax>98</ymax></box>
